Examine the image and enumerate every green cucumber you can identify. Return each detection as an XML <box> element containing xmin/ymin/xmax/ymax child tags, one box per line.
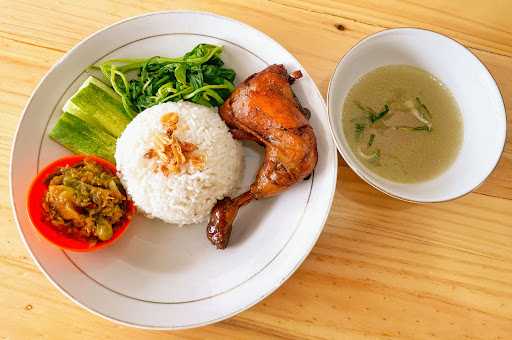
<box><xmin>63</xmin><ymin>76</ymin><xmax>131</xmax><ymax>137</ymax></box>
<box><xmin>49</xmin><ymin>112</ymin><xmax>117</xmax><ymax>163</ymax></box>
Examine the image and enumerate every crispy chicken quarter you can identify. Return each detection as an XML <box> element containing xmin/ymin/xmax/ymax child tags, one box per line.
<box><xmin>207</xmin><ymin>64</ymin><xmax>318</xmax><ymax>249</ymax></box>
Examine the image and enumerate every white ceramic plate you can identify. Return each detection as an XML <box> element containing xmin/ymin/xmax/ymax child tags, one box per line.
<box><xmin>10</xmin><ymin>11</ymin><xmax>337</xmax><ymax>329</ymax></box>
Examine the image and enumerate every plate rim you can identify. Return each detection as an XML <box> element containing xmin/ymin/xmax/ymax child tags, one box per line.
<box><xmin>9</xmin><ymin>10</ymin><xmax>338</xmax><ymax>329</ymax></box>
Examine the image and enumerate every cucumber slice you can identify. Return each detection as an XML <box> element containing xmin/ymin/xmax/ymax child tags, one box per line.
<box><xmin>49</xmin><ymin>112</ymin><xmax>117</xmax><ymax>163</ymax></box>
<box><xmin>63</xmin><ymin>76</ymin><xmax>131</xmax><ymax>137</ymax></box>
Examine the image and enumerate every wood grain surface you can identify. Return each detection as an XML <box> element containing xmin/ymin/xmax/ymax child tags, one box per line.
<box><xmin>1</xmin><ymin>1</ymin><xmax>511</xmax><ymax>339</ymax></box>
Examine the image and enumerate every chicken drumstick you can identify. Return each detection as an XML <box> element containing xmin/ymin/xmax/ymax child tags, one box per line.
<box><xmin>207</xmin><ymin>64</ymin><xmax>318</xmax><ymax>249</ymax></box>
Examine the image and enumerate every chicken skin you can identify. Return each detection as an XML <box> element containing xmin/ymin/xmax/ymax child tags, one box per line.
<box><xmin>207</xmin><ymin>64</ymin><xmax>318</xmax><ymax>249</ymax></box>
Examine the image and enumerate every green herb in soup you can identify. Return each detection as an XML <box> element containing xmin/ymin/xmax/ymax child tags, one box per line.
<box><xmin>42</xmin><ymin>159</ymin><xmax>129</xmax><ymax>243</ymax></box>
<box><xmin>342</xmin><ymin>65</ymin><xmax>463</xmax><ymax>183</ymax></box>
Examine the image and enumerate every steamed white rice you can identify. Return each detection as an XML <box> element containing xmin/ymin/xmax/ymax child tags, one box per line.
<box><xmin>115</xmin><ymin>101</ymin><xmax>243</xmax><ymax>225</ymax></box>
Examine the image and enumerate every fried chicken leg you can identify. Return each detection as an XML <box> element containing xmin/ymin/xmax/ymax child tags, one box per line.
<box><xmin>207</xmin><ymin>64</ymin><xmax>318</xmax><ymax>249</ymax></box>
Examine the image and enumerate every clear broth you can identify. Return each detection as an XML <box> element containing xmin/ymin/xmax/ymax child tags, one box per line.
<box><xmin>342</xmin><ymin>65</ymin><xmax>463</xmax><ymax>183</ymax></box>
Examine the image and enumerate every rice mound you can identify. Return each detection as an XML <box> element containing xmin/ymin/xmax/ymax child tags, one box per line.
<box><xmin>115</xmin><ymin>101</ymin><xmax>243</xmax><ymax>225</ymax></box>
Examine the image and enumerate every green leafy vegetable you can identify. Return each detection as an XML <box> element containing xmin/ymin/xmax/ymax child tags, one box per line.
<box><xmin>370</xmin><ymin>104</ymin><xmax>389</xmax><ymax>123</ymax></box>
<box><xmin>94</xmin><ymin>44</ymin><xmax>236</xmax><ymax>114</ymax></box>
<box><xmin>370</xmin><ymin>149</ymin><xmax>381</xmax><ymax>164</ymax></box>
<box><xmin>355</xmin><ymin>102</ymin><xmax>389</xmax><ymax>123</ymax></box>
<box><xmin>355</xmin><ymin>123</ymin><xmax>366</xmax><ymax>139</ymax></box>
<box><xmin>368</xmin><ymin>133</ymin><xmax>375</xmax><ymax>147</ymax></box>
<box><xmin>393</xmin><ymin>125</ymin><xmax>432</xmax><ymax>132</ymax></box>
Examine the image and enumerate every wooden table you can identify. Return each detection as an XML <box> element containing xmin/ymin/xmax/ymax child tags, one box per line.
<box><xmin>1</xmin><ymin>1</ymin><xmax>511</xmax><ymax>338</ymax></box>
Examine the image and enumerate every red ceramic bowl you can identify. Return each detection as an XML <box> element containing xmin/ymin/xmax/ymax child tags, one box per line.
<box><xmin>27</xmin><ymin>155</ymin><xmax>135</xmax><ymax>252</ymax></box>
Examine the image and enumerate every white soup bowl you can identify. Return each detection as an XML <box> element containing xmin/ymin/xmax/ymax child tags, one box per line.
<box><xmin>327</xmin><ymin>28</ymin><xmax>507</xmax><ymax>202</ymax></box>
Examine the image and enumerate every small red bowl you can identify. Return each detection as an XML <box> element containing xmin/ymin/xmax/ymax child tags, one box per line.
<box><xmin>27</xmin><ymin>155</ymin><xmax>135</xmax><ymax>252</ymax></box>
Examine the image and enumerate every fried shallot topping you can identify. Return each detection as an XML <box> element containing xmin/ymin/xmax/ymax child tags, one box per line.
<box><xmin>144</xmin><ymin>112</ymin><xmax>205</xmax><ymax>175</ymax></box>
